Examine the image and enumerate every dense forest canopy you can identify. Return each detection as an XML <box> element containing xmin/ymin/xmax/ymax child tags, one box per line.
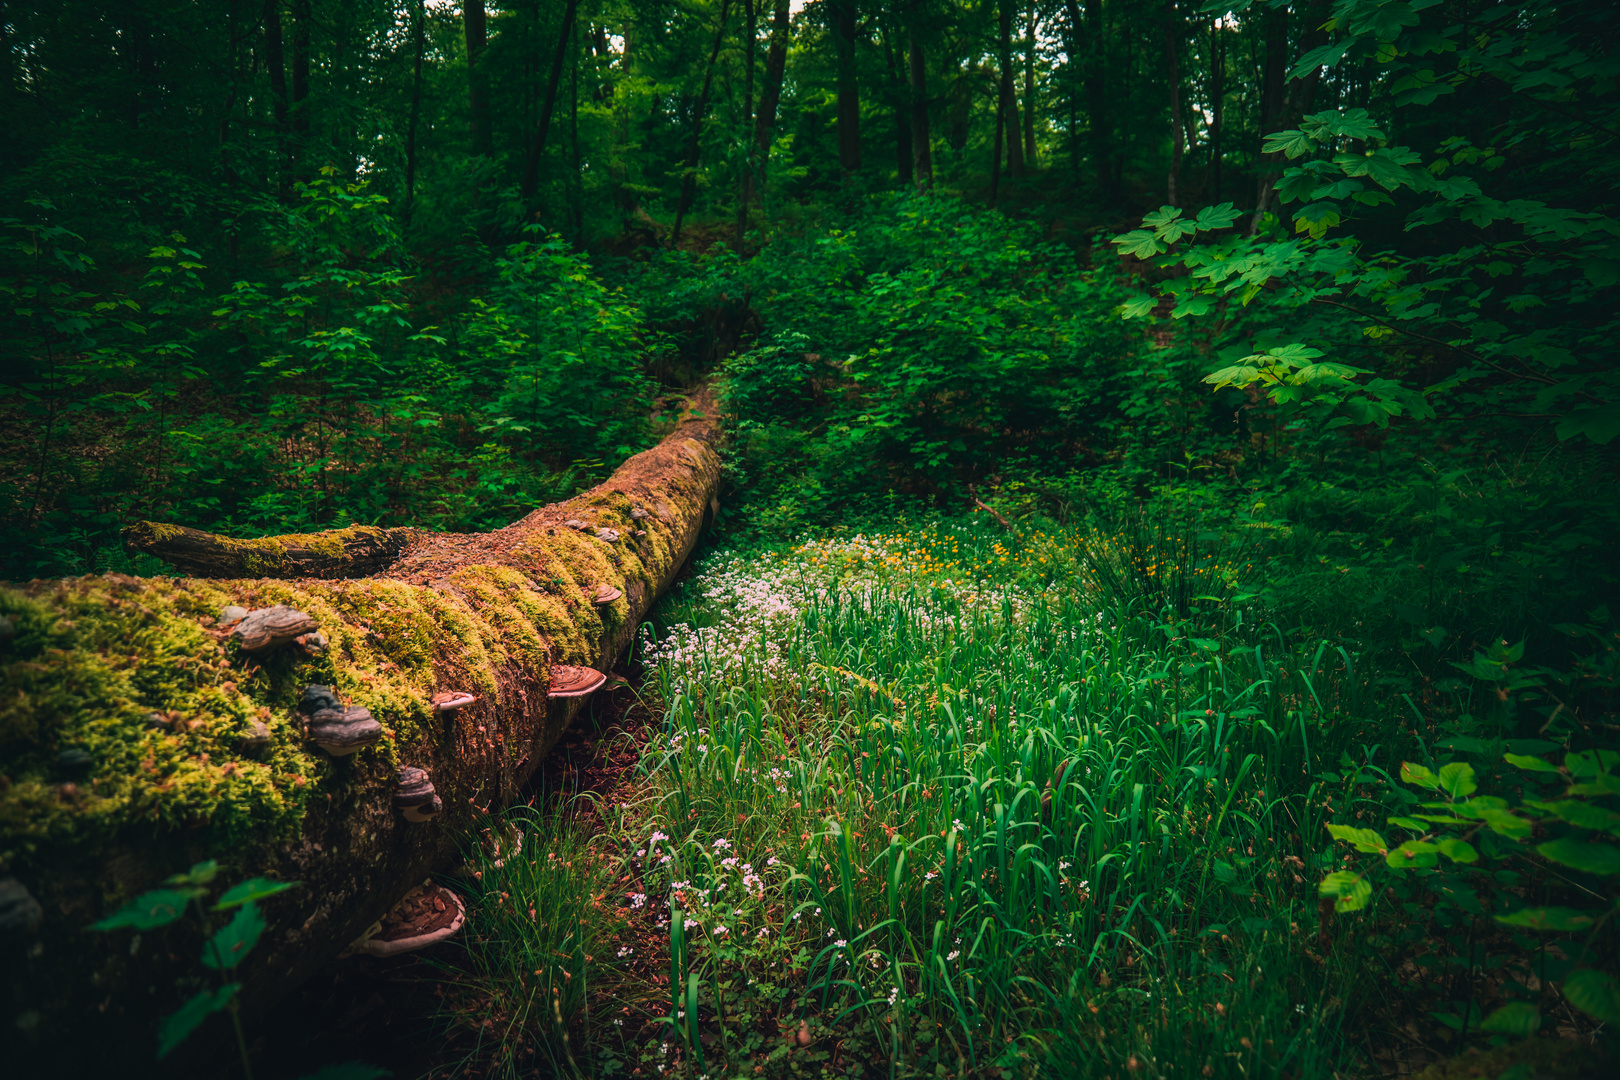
<box><xmin>3</xmin><ymin>1</ymin><xmax>1620</xmax><ymax>1076</ymax></box>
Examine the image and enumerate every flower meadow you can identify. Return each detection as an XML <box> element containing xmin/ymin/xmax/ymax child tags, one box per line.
<box><xmin>446</xmin><ymin>520</ymin><xmax>1609</xmax><ymax>1079</ymax></box>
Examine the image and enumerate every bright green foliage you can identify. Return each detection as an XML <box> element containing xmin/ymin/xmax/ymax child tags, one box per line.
<box><xmin>1322</xmin><ymin>741</ymin><xmax>1620</xmax><ymax>1030</ymax></box>
<box><xmin>1118</xmin><ymin>0</ymin><xmax>1619</xmax><ymax>445</ymax></box>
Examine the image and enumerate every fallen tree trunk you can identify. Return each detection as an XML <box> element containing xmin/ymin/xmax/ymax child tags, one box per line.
<box><xmin>0</xmin><ymin>389</ymin><xmax>722</xmax><ymax>1073</ymax></box>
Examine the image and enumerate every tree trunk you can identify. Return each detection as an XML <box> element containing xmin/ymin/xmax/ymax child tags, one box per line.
<box><xmin>521</xmin><ymin>0</ymin><xmax>580</xmax><ymax>202</ymax></box>
<box><xmin>1250</xmin><ymin>1</ymin><xmax>1329</xmax><ymax>232</ymax></box>
<box><xmin>1084</xmin><ymin>0</ymin><xmax>1110</xmax><ymax>200</ymax></box>
<box><xmin>671</xmin><ymin>0</ymin><xmax>732</xmax><ymax>247</ymax></box>
<box><xmin>2</xmin><ymin>391</ymin><xmax>725</xmax><ymax>1073</ymax></box>
<box><xmin>1209</xmin><ymin>15</ymin><xmax>1223</xmax><ymax>203</ymax></box>
<box><xmin>830</xmin><ymin>0</ymin><xmax>861</xmax><ymax>174</ymax></box>
<box><xmin>882</xmin><ymin>23</ymin><xmax>913</xmax><ymax>184</ymax></box>
<box><xmin>908</xmin><ymin>30</ymin><xmax>933</xmax><ymax>190</ymax></box>
<box><xmin>262</xmin><ymin>0</ymin><xmax>291</xmax><ymax>197</ymax></box>
<box><xmin>998</xmin><ymin>0</ymin><xmax>1024</xmax><ymax>178</ymax></box>
<box><xmin>741</xmin><ymin>0</ymin><xmax>790</xmax><ymax>227</ymax></box>
<box><xmin>465</xmin><ymin>0</ymin><xmax>494</xmax><ymax>158</ymax></box>
<box><xmin>990</xmin><ymin>68</ymin><xmax>1005</xmax><ymax>202</ymax></box>
<box><xmin>291</xmin><ymin>0</ymin><xmax>311</xmax><ymax>177</ymax></box>
<box><xmin>736</xmin><ymin>0</ymin><xmax>756</xmax><ymax>249</ymax></box>
<box><xmin>1166</xmin><ymin>0</ymin><xmax>1183</xmax><ymax>206</ymax></box>
<box><xmin>1023</xmin><ymin>1</ymin><xmax>1037</xmax><ymax>166</ymax></box>
<box><xmin>404</xmin><ymin>0</ymin><xmax>425</xmax><ymax>214</ymax></box>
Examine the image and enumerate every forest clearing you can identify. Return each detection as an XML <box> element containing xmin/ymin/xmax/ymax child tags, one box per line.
<box><xmin>1</xmin><ymin>1</ymin><xmax>1616</xmax><ymax>1078</ymax></box>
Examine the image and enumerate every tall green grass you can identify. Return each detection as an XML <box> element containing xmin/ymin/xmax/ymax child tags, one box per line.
<box><xmin>600</xmin><ymin>524</ymin><xmax>1402</xmax><ymax>1077</ymax></box>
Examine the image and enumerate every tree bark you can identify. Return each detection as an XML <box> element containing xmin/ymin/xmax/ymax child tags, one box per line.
<box><xmin>2</xmin><ymin>391</ymin><xmax>726</xmax><ymax>1072</ymax></box>
<box><xmin>1166</xmin><ymin>0</ymin><xmax>1184</xmax><ymax>205</ymax></box>
<box><xmin>908</xmin><ymin>29</ymin><xmax>933</xmax><ymax>190</ymax></box>
<box><xmin>882</xmin><ymin>22</ymin><xmax>913</xmax><ymax>184</ymax></box>
<box><xmin>1023</xmin><ymin>1</ymin><xmax>1037</xmax><ymax>166</ymax></box>
<box><xmin>465</xmin><ymin>0</ymin><xmax>494</xmax><ymax>158</ymax></box>
<box><xmin>262</xmin><ymin>0</ymin><xmax>291</xmax><ymax>197</ymax></box>
<box><xmin>1250</xmin><ymin>0</ymin><xmax>1329</xmax><ymax>232</ymax></box>
<box><xmin>521</xmin><ymin>0</ymin><xmax>580</xmax><ymax>202</ymax></box>
<box><xmin>1209</xmin><ymin>15</ymin><xmax>1223</xmax><ymax>203</ymax></box>
<box><xmin>752</xmin><ymin>0</ymin><xmax>791</xmax><ymax>182</ymax></box>
<box><xmin>737</xmin><ymin>0</ymin><xmax>757</xmax><ymax>249</ymax></box>
<box><xmin>291</xmin><ymin>0</ymin><xmax>311</xmax><ymax>177</ymax></box>
<box><xmin>1083</xmin><ymin>0</ymin><xmax>1110</xmax><ymax>200</ymax></box>
<box><xmin>404</xmin><ymin>0</ymin><xmax>425</xmax><ymax>214</ymax></box>
<box><xmin>998</xmin><ymin>0</ymin><xmax>1024</xmax><ymax>178</ymax></box>
<box><xmin>830</xmin><ymin>0</ymin><xmax>861</xmax><ymax>174</ymax></box>
<box><xmin>671</xmin><ymin>0</ymin><xmax>732</xmax><ymax>247</ymax></box>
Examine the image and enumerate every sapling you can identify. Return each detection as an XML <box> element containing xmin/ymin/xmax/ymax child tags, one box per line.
<box><xmin>89</xmin><ymin>861</ymin><xmax>385</xmax><ymax>1080</ymax></box>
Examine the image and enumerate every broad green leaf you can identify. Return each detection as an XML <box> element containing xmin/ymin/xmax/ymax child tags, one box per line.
<box><xmin>1478</xmin><ymin>1002</ymin><xmax>1539</xmax><ymax>1036</ymax></box>
<box><xmin>1537</xmin><ymin>839</ymin><xmax>1620</xmax><ymax>876</ymax></box>
<box><xmin>1401</xmin><ymin>762</ymin><xmax>1440</xmax><ymax>789</ymax></box>
<box><xmin>1438</xmin><ymin>762</ymin><xmax>1477</xmax><ymax>798</ymax></box>
<box><xmin>1481</xmin><ymin>808</ymin><xmax>1534</xmax><ymax>840</ymax></box>
<box><xmin>1387</xmin><ymin>815</ymin><xmax>1428</xmax><ymax>831</ymax></box>
<box><xmin>1261</xmin><ymin>129</ymin><xmax>1317</xmax><ymax>159</ymax></box>
<box><xmin>1120</xmin><ymin>292</ymin><xmax>1157</xmax><ymax>319</ymax></box>
<box><xmin>1495</xmin><ymin>906</ymin><xmax>1596</xmax><ymax>932</ymax></box>
<box><xmin>1562</xmin><ymin>969</ymin><xmax>1620</xmax><ymax>1025</ymax></box>
<box><xmin>201</xmin><ymin>901</ymin><xmax>266</xmax><ymax>970</ymax></box>
<box><xmin>1326</xmin><ymin>823</ymin><xmax>1387</xmax><ymax>853</ymax></box>
<box><xmin>1112</xmin><ymin>230</ymin><xmax>1167</xmax><ymax>259</ymax></box>
<box><xmin>1529</xmin><ymin>800</ymin><xmax>1620</xmax><ymax>836</ymax></box>
<box><xmin>91</xmin><ymin>888</ymin><xmax>197</xmax><ymax>931</ymax></box>
<box><xmin>157</xmin><ymin>983</ymin><xmax>239</xmax><ymax>1058</ymax></box>
<box><xmin>1435</xmin><ymin>838</ymin><xmax>1478</xmax><ymax>863</ymax></box>
<box><xmin>1193</xmin><ymin>203</ymin><xmax>1243</xmax><ymax>231</ymax></box>
<box><xmin>1319</xmin><ymin>870</ymin><xmax>1371</xmax><ymax>912</ymax></box>
<box><xmin>1386</xmin><ymin>841</ymin><xmax>1439</xmax><ymax>869</ymax></box>
<box><xmin>214</xmin><ymin>877</ymin><xmax>301</xmax><ymax>912</ymax></box>
<box><xmin>1504</xmin><ymin>753</ymin><xmax>1559</xmax><ymax>773</ymax></box>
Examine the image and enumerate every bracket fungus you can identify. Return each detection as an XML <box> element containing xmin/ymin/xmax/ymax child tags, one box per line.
<box><xmin>546</xmin><ymin>665</ymin><xmax>607</xmax><ymax>699</ymax></box>
<box><xmin>592</xmin><ymin>584</ymin><xmax>623</xmax><ymax>605</ymax></box>
<box><xmin>393</xmin><ymin>767</ymin><xmax>443</xmax><ymax>822</ymax></box>
<box><xmin>563</xmin><ymin>519</ymin><xmax>590</xmax><ymax>531</ymax></box>
<box><xmin>231</xmin><ymin>604</ymin><xmax>318</xmax><ymax>653</ymax></box>
<box><xmin>295</xmin><ymin>630</ymin><xmax>329</xmax><ymax>657</ymax></box>
<box><xmin>630</xmin><ymin>506</ymin><xmax>650</xmax><ymax>520</ymax></box>
<box><xmin>307</xmin><ymin>706</ymin><xmax>382</xmax><ymax>758</ymax></box>
<box><xmin>348</xmin><ymin>880</ymin><xmax>465</xmax><ymax>958</ymax></box>
<box><xmin>217</xmin><ymin>605</ymin><xmax>248</xmax><ymax>627</ymax></box>
<box><xmin>594</xmin><ymin>527</ymin><xmax>621</xmax><ymax>543</ymax></box>
<box><xmin>429</xmin><ymin>691</ymin><xmax>478</xmax><ymax>714</ymax></box>
<box><xmin>299</xmin><ymin>684</ymin><xmax>342</xmax><ymax>714</ymax></box>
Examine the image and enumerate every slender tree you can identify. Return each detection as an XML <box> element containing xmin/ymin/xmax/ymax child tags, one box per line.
<box><xmin>1166</xmin><ymin>0</ymin><xmax>1184</xmax><ymax>204</ymax></box>
<box><xmin>829</xmin><ymin>0</ymin><xmax>862</xmax><ymax>173</ymax></box>
<box><xmin>908</xmin><ymin>24</ymin><xmax>933</xmax><ymax>190</ymax></box>
<box><xmin>737</xmin><ymin>0</ymin><xmax>757</xmax><ymax>247</ymax></box>
<box><xmin>262</xmin><ymin>0</ymin><xmax>291</xmax><ymax>197</ymax></box>
<box><xmin>672</xmin><ymin>0</ymin><xmax>733</xmax><ymax>245</ymax></box>
<box><xmin>465</xmin><ymin>0</ymin><xmax>494</xmax><ymax>157</ymax></box>
<box><xmin>998</xmin><ymin>0</ymin><xmax>1025</xmax><ymax>178</ymax></box>
<box><xmin>404</xmin><ymin>0</ymin><xmax>425</xmax><ymax>213</ymax></box>
<box><xmin>748</xmin><ymin>0</ymin><xmax>792</xmax><ymax>205</ymax></box>
<box><xmin>522</xmin><ymin>0</ymin><xmax>580</xmax><ymax>202</ymax></box>
<box><xmin>1023</xmin><ymin>0</ymin><xmax>1037</xmax><ymax>165</ymax></box>
<box><xmin>291</xmin><ymin>0</ymin><xmax>311</xmax><ymax>175</ymax></box>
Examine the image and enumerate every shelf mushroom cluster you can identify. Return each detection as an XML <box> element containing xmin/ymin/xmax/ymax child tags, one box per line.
<box><xmin>299</xmin><ymin>684</ymin><xmax>382</xmax><ymax>757</ymax></box>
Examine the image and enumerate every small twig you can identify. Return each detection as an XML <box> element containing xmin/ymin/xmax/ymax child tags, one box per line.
<box><xmin>972</xmin><ymin>498</ymin><xmax>1013</xmax><ymax>532</ymax></box>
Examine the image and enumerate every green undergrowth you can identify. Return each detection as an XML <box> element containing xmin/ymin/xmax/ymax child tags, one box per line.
<box><xmin>452</xmin><ymin>507</ymin><xmax>1615</xmax><ymax>1078</ymax></box>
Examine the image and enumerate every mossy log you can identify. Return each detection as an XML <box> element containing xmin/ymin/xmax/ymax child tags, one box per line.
<box><xmin>121</xmin><ymin>520</ymin><xmax>416</xmax><ymax>579</ymax></box>
<box><xmin>0</xmin><ymin>390</ymin><xmax>722</xmax><ymax>1072</ymax></box>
